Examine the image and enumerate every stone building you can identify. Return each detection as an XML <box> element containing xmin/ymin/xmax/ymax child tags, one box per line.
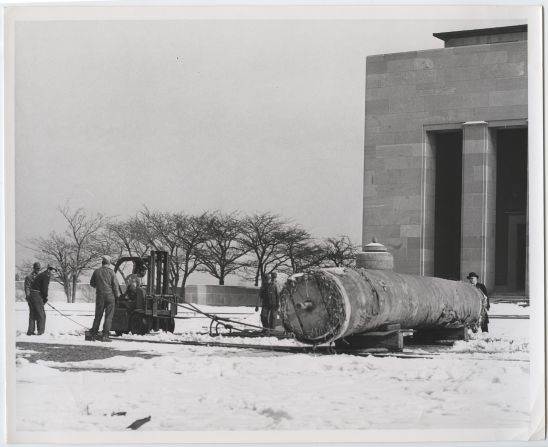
<box><xmin>362</xmin><ymin>25</ymin><xmax>527</xmax><ymax>294</ymax></box>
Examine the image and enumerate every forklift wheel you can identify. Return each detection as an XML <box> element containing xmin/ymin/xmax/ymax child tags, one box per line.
<box><xmin>158</xmin><ymin>318</ymin><xmax>166</xmax><ymax>332</ymax></box>
<box><xmin>158</xmin><ymin>318</ymin><xmax>175</xmax><ymax>333</ymax></box>
<box><xmin>167</xmin><ymin>318</ymin><xmax>175</xmax><ymax>333</ymax></box>
<box><xmin>130</xmin><ymin>313</ymin><xmax>148</xmax><ymax>335</ymax></box>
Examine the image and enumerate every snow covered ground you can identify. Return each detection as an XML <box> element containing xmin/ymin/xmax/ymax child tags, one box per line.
<box><xmin>9</xmin><ymin>300</ymin><xmax>535</xmax><ymax>442</ymax></box>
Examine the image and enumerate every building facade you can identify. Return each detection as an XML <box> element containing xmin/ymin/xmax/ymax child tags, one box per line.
<box><xmin>362</xmin><ymin>25</ymin><xmax>528</xmax><ymax>293</ymax></box>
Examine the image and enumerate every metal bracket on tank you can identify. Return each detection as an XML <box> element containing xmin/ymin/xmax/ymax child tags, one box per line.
<box><xmin>294</xmin><ymin>300</ymin><xmax>314</xmax><ymax>311</ymax></box>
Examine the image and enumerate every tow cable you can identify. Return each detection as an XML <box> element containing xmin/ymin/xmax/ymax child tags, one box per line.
<box><xmin>158</xmin><ymin>297</ymin><xmax>289</xmax><ymax>339</ymax></box>
<box><xmin>46</xmin><ymin>302</ymin><xmax>90</xmax><ymax>331</ymax></box>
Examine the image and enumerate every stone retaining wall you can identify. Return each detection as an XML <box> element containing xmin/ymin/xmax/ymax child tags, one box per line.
<box><xmin>15</xmin><ymin>281</ymin><xmax>259</xmax><ymax>307</ymax></box>
<box><xmin>14</xmin><ymin>281</ymin><xmax>96</xmax><ymax>302</ymax></box>
<box><xmin>182</xmin><ymin>285</ymin><xmax>259</xmax><ymax>307</ymax></box>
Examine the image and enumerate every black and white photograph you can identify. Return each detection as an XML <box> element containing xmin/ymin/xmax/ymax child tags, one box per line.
<box><xmin>3</xmin><ymin>4</ymin><xmax>545</xmax><ymax>444</ymax></box>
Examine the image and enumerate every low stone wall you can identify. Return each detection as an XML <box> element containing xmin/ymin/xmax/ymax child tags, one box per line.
<box><xmin>14</xmin><ymin>281</ymin><xmax>95</xmax><ymax>303</ymax></box>
<box><xmin>182</xmin><ymin>285</ymin><xmax>259</xmax><ymax>307</ymax></box>
<box><xmin>14</xmin><ymin>281</ymin><xmax>259</xmax><ymax>307</ymax></box>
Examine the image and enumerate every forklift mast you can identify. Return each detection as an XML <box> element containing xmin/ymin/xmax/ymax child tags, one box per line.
<box><xmin>147</xmin><ymin>250</ymin><xmax>170</xmax><ymax>296</ymax></box>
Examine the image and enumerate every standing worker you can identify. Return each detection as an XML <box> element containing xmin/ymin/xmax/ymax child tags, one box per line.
<box><xmin>24</xmin><ymin>262</ymin><xmax>41</xmax><ymax>335</ymax></box>
<box><xmin>28</xmin><ymin>264</ymin><xmax>57</xmax><ymax>335</ymax></box>
<box><xmin>256</xmin><ymin>272</ymin><xmax>279</xmax><ymax>331</ymax></box>
<box><xmin>89</xmin><ymin>256</ymin><xmax>120</xmax><ymax>342</ymax></box>
<box><xmin>467</xmin><ymin>272</ymin><xmax>490</xmax><ymax>332</ymax></box>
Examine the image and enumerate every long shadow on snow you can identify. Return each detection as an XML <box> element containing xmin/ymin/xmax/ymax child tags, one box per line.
<box><xmin>16</xmin><ymin>341</ymin><xmax>159</xmax><ymax>373</ymax></box>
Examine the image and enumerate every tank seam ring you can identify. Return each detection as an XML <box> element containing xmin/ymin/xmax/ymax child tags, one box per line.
<box><xmin>323</xmin><ymin>271</ymin><xmax>351</xmax><ymax>341</ymax></box>
<box><xmin>359</xmin><ymin>269</ymin><xmax>381</xmax><ymax>316</ymax></box>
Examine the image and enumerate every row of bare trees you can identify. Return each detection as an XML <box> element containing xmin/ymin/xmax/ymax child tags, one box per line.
<box><xmin>20</xmin><ymin>205</ymin><xmax>359</xmax><ymax>302</ymax></box>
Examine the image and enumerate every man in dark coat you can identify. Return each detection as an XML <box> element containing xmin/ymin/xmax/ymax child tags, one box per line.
<box><xmin>89</xmin><ymin>256</ymin><xmax>120</xmax><ymax>342</ymax></box>
<box><xmin>467</xmin><ymin>272</ymin><xmax>490</xmax><ymax>332</ymax></box>
<box><xmin>24</xmin><ymin>262</ymin><xmax>41</xmax><ymax>335</ymax></box>
<box><xmin>257</xmin><ymin>272</ymin><xmax>279</xmax><ymax>330</ymax></box>
<box><xmin>28</xmin><ymin>264</ymin><xmax>56</xmax><ymax>335</ymax></box>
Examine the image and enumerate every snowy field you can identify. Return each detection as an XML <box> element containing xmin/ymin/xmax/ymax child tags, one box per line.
<box><xmin>10</xmin><ymin>300</ymin><xmax>534</xmax><ymax>442</ymax></box>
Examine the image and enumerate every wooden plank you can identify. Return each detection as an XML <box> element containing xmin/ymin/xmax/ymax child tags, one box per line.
<box><xmin>335</xmin><ymin>331</ymin><xmax>403</xmax><ymax>351</ymax></box>
<box><xmin>378</xmin><ymin>323</ymin><xmax>401</xmax><ymax>331</ymax></box>
<box><xmin>359</xmin><ymin>330</ymin><xmax>399</xmax><ymax>337</ymax></box>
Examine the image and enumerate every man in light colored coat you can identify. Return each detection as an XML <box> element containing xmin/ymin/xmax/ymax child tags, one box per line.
<box><xmin>90</xmin><ymin>256</ymin><xmax>120</xmax><ymax>342</ymax></box>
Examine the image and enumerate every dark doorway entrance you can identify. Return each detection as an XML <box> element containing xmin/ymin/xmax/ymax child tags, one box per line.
<box><xmin>433</xmin><ymin>131</ymin><xmax>463</xmax><ymax>280</ymax></box>
<box><xmin>494</xmin><ymin>128</ymin><xmax>528</xmax><ymax>292</ymax></box>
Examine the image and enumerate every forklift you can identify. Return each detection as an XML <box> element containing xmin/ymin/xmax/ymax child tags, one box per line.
<box><xmin>110</xmin><ymin>250</ymin><xmax>178</xmax><ymax>336</ymax></box>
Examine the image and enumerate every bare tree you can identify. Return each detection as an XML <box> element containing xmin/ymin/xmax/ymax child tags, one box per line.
<box><xmin>30</xmin><ymin>231</ymin><xmax>77</xmax><ymax>302</ymax></box>
<box><xmin>16</xmin><ymin>259</ymin><xmax>34</xmax><ymax>281</ymax></box>
<box><xmin>320</xmin><ymin>235</ymin><xmax>359</xmax><ymax>268</ymax></box>
<box><xmin>198</xmin><ymin>212</ymin><xmax>249</xmax><ymax>285</ymax></box>
<box><xmin>58</xmin><ymin>205</ymin><xmax>110</xmax><ymax>302</ymax></box>
<box><xmin>175</xmin><ymin>212</ymin><xmax>213</xmax><ymax>297</ymax></box>
<box><xmin>105</xmin><ymin>217</ymin><xmax>151</xmax><ymax>259</ymax></box>
<box><xmin>136</xmin><ymin>209</ymin><xmax>180</xmax><ymax>289</ymax></box>
<box><xmin>238</xmin><ymin>212</ymin><xmax>296</xmax><ymax>286</ymax></box>
<box><xmin>286</xmin><ymin>240</ymin><xmax>327</xmax><ymax>274</ymax></box>
<box><xmin>276</xmin><ymin>226</ymin><xmax>316</xmax><ymax>274</ymax></box>
<box><xmin>95</xmin><ymin>224</ymin><xmax>126</xmax><ymax>263</ymax></box>
<box><xmin>137</xmin><ymin>208</ymin><xmax>211</xmax><ymax>298</ymax></box>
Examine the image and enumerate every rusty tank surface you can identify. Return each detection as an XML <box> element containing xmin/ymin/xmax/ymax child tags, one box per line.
<box><xmin>279</xmin><ymin>240</ymin><xmax>484</xmax><ymax>345</ymax></box>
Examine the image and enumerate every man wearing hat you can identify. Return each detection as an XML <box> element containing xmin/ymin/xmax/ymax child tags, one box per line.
<box><xmin>28</xmin><ymin>264</ymin><xmax>57</xmax><ymax>335</ymax></box>
<box><xmin>467</xmin><ymin>272</ymin><xmax>490</xmax><ymax>332</ymax></box>
<box><xmin>89</xmin><ymin>256</ymin><xmax>120</xmax><ymax>342</ymax></box>
<box><xmin>24</xmin><ymin>262</ymin><xmax>41</xmax><ymax>335</ymax></box>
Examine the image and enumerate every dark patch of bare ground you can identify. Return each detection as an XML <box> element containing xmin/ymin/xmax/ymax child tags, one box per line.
<box><xmin>16</xmin><ymin>341</ymin><xmax>159</xmax><ymax>373</ymax></box>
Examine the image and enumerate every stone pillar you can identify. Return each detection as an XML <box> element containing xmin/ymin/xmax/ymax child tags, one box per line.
<box><xmin>461</xmin><ymin>122</ymin><xmax>497</xmax><ymax>290</ymax></box>
<box><xmin>420</xmin><ymin>132</ymin><xmax>436</xmax><ymax>277</ymax></box>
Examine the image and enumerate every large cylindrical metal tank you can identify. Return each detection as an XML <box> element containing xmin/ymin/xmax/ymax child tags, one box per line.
<box><xmin>279</xmin><ymin>267</ymin><xmax>484</xmax><ymax>345</ymax></box>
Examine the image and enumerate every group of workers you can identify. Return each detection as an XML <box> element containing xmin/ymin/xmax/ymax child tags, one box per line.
<box><xmin>24</xmin><ymin>256</ymin><xmax>147</xmax><ymax>342</ymax></box>
<box><xmin>23</xmin><ymin>260</ymin><xmax>490</xmax><ymax>338</ymax></box>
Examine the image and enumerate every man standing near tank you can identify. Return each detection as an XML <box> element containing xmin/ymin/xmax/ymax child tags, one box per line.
<box><xmin>27</xmin><ymin>264</ymin><xmax>57</xmax><ymax>335</ymax></box>
<box><xmin>89</xmin><ymin>256</ymin><xmax>120</xmax><ymax>342</ymax></box>
<box><xmin>256</xmin><ymin>272</ymin><xmax>279</xmax><ymax>330</ymax></box>
<box><xmin>467</xmin><ymin>272</ymin><xmax>490</xmax><ymax>332</ymax></box>
<box><xmin>24</xmin><ymin>262</ymin><xmax>41</xmax><ymax>335</ymax></box>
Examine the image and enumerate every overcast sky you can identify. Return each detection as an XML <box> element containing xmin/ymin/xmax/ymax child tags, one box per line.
<box><xmin>11</xmin><ymin>9</ymin><xmax>524</xmax><ymax>282</ymax></box>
